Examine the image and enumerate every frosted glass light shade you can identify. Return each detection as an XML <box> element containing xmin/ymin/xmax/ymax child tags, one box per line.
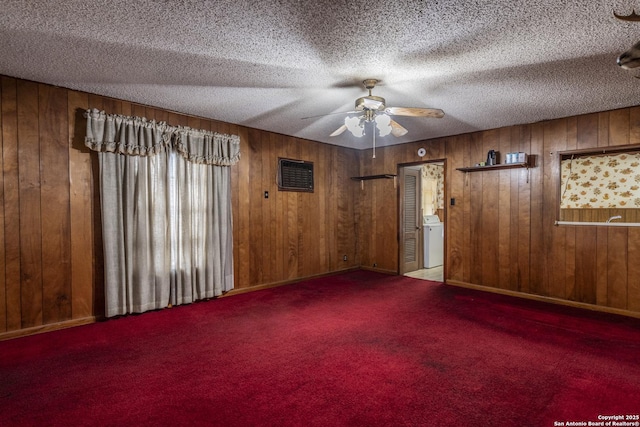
<box><xmin>375</xmin><ymin>114</ymin><xmax>392</xmax><ymax>137</ymax></box>
<box><xmin>345</xmin><ymin>116</ymin><xmax>364</xmax><ymax>137</ymax></box>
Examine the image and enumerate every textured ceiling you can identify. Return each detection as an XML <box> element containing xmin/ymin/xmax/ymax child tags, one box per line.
<box><xmin>1</xmin><ymin>0</ymin><xmax>640</xmax><ymax>149</ymax></box>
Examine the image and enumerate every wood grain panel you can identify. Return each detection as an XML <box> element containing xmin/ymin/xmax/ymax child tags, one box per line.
<box><xmin>285</xmin><ymin>137</ymin><xmax>299</xmax><ymax>280</ymax></box>
<box><xmin>631</xmin><ymin>107</ymin><xmax>640</xmax><ymax>145</ymax></box>
<box><xmin>516</xmin><ymin>125</ymin><xmax>531</xmax><ymax>293</ymax></box>
<box><xmin>356</xmin><ymin>155</ymin><xmax>370</xmax><ymax>266</ymax></box>
<box><xmin>543</xmin><ymin>120</ymin><xmax>566</xmax><ymax>298</ymax></box>
<box><xmin>154</xmin><ymin>107</ymin><xmax>169</xmax><ymax>124</ymax></box>
<box><xmin>270</xmin><ymin>132</ymin><xmax>285</xmax><ymax>281</ymax></box>
<box><xmin>0</xmin><ymin>80</ymin><xmax>5</xmax><ymax>332</ymax></box>
<box><xmin>374</xmin><ymin>161</ymin><xmax>387</xmax><ymax>270</ymax></box>
<box><xmin>577</xmin><ymin>113</ymin><xmax>598</xmax><ymax>149</ymax></box>
<box><xmin>247</xmin><ymin>128</ymin><xmax>264</xmax><ymax>284</ymax></box>
<box><xmin>574</xmin><ymin>227</ymin><xmax>597</xmax><ymax>303</ymax></box>
<box><xmin>469</xmin><ymin>132</ymin><xmax>484</xmax><ymax>285</ymax></box>
<box><xmin>607</xmin><ymin>227</ymin><xmax>628</xmax><ymax>309</ymax></box>
<box><xmin>325</xmin><ymin>146</ymin><xmax>337</xmax><ymax>270</ymax></box>
<box><xmin>595</xmin><ymin>226</ymin><xmax>609</xmax><ymax>306</ymax></box>
<box><xmin>481</xmin><ymin>130</ymin><xmax>500</xmax><ymax>287</ymax></box>
<box><xmin>447</xmin><ymin>135</ymin><xmax>465</xmax><ymax>282</ymax></box>
<box><xmin>383</xmin><ymin>149</ymin><xmax>399</xmax><ymax>272</ymax></box>
<box><xmin>39</xmin><ymin>84</ymin><xmax>71</xmax><ymax>324</ymax></box>
<box><xmin>2</xmin><ymin>77</ymin><xmax>22</xmax><ymax>331</ymax></box>
<box><xmin>461</xmin><ymin>135</ymin><xmax>473</xmax><ymax>284</ymax></box>
<box><xmin>528</xmin><ymin>123</ymin><xmax>544</xmax><ymax>296</ymax></box>
<box><xmin>609</xmin><ymin>109</ymin><xmax>630</xmax><ymax>145</ymax></box>
<box><xmin>311</xmin><ymin>142</ymin><xmax>325</xmax><ymax>274</ymax></box>
<box><xmin>120</xmin><ymin>100</ymin><xmax>132</xmax><ymax>117</ymax></box>
<box><xmin>260</xmin><ymin>129</ymin><xmax>272</xmax><ymax>282</ymax></box>
<box><xmin>598</xmin><ymin>112</ymin><xmax>610</xmax><ymax>147</ymax></box>
<box><xmin>299</xmin><ymin>141</ymin><xmax>318</xmax><ymax>276</ymax></box>
<box><xmin>17</xmin><ymin>80</ymin><xmax>44</xmax><ymax>328</ymax></box>
<box><xmin>564</xmin><ymin>224</ymin><xmax>576</xmax><ymax>300</ymax></box>
<box><xmin>564</xmin><ymin>117</ymin><xmax>578</xmax><ymax>299</ymax></box>
<box><xmin>68</xmin><ymin>90</ymin><xmax>94</xmax><ymax>319</ymax></box>
<box><xmin>297</xmin><ymin>141</ymin><xmax>311</xmax><ymax>277</ymax></box>
<box><xmin>234</xmin><ymin>126</ymin><xmax>251</xmax><ymax>288</ymax></box>
<box><xmin>379</xmin><ymin>179</ymin><xmax>397</xmax><ymax>271</ymax></box>
<box><xmin>506</xmin><ymin>127</ymin><xmax>519</xmax><ymax>291</ymax></box>
<box><xmin>628</xmin><ymin>228</ymin><xmax>640</xmax><ymax>311</ymax></box>
<box><xmin>339</xmin><ymin>149</ymin><xmax>358</xmax><ymax>267</ymax></box>
<box><xmin>332</xmin><ymin>147</ymin><xmax>342</xmax><ymax>268</ymax></box>
<box><xmin>498</xmin><ymin>127</ymin><xmax>512</xmax><ymax>290</ymax></box>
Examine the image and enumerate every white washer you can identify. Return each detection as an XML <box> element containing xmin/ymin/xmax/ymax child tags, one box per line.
<box><xmin>423</xmin><ymin>215</ymin><xmax>443</xmax><ymax>268</ymax></box>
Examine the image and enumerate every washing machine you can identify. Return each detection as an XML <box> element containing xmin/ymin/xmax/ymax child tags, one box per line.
<box><xmin>423</xmin><ymin>215</ymin><xmax>443</xmax><ymax>268</ymax></box>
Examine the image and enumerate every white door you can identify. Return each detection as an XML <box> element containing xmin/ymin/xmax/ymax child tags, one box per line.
<box><xmin>400</xmin><ymin>168</ymin><xmax>421</xmax><ymax>274</ymax></box>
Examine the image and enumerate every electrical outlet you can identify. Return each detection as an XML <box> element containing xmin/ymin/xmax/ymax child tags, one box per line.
<box><xmin>343</xmin><ymin>255</ymin><xmax>347</xmax><ymax>261</ymax></box>
<box><xmin>373</xmin><ymin>263</ymin><xmax>377</xmax><ymax>267</ymax></box>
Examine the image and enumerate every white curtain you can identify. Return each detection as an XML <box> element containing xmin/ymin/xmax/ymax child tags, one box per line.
<box><xmin>84</xmin><ymin>109</ymin><xmax>240</xmax><ymax>317</ymax></box>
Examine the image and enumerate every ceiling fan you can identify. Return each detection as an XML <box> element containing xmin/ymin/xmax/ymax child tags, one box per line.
<box><xmin>327</xmin><ymin>79</ymin><xmax>445</xmax><ymax>139</ymax></box>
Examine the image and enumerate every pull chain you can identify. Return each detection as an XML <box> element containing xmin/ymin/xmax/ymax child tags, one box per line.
<box><xmin>372</xmin><ymin>123</ymin><xmax>376</xmax><ymax>159</ymax></box>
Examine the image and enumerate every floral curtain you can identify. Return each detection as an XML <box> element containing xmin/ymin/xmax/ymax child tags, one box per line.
<box><xmin>560</xmin><ymin>152</ymin><xmax>640</xmax><ymax>209</ymax></box>
<box><xmin>422</xmin><ymin>163</ymin><xmax>444</xmax><ymax>210</ymax></box>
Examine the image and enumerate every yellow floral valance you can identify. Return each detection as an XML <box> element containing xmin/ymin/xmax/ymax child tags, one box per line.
<box><xmin>84</xmin><ymin>108</ymin><xmax>240</xmax><ymax>166</ymax></box>
<box><xmin>560</xmin><ymin>152</ymin><xmax>640</xmax><ymax>209</ymax></box>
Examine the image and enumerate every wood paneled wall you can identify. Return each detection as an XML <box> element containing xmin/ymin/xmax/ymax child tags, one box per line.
<box><xmin>232</xmin><ymin>128</ymin><xmax>360</xmax><ymax>289</ymax></box>
<box><xmin>0</xmin><ymin>75</ymin><xmax>360</xmax><ymax>338</ymax></box>
<box><xmin>358</xmin><ymin>108</ymin><xmax>640</xmax><ymax>315</ymax></box>
<box><xmin>560</xmin><ymin>209</ymin><xmax>640</xmax><ymax>223</ymax></box>
<box><xmin>2</xmin><ymin>73</ymin><xmax>639</xmax><ymax>338</ymax></box>
<box><xmin>356</xmin><ymin>141</ymin><xmax>446</xmax><ymax>272</ymax></box>
<box><xmin>0</xmin><ymin>77</ymin><xmax>96</xmax><ymax>334</ymax></box>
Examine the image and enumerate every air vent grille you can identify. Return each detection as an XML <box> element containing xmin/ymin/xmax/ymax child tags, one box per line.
<box><xmin>278</xmin><ymin>158</ymin><xmax>314</xmax><ymax>192</ymax></box>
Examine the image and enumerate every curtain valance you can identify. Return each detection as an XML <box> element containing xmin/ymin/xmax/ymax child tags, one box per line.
<box><xmin>84</xmin><ymin>108</ymin><xmax>240</xmax><ymax>166</ymax></box>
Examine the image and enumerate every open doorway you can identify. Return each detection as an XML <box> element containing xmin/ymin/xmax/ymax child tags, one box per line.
<box><xmin>399</xmin><ymin>161</ymin><xmax>445</xmax><ymax>282</ymax></box>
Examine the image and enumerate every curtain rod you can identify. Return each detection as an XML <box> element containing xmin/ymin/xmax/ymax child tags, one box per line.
<box><xmin>553</xmin><ymin>143</ymin><xmax>640</xmax><ymax>158</ymax></box>
<box><xmin>555</xmin><ymin>221</ymin><xmax>640</xmax><ymax>227</ymax></box>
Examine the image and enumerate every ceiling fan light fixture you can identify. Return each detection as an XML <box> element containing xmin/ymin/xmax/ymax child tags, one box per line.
<box><xmin>375</xmin><ymin>114</ymin><xmax>392</xmax><ymax>137</ymax></box>
<box><xmin>355</xmin><ymin>95</ymin><xmax>386</xmax><ymax>111</ymax></box>
<box><xmin>344</xmin><ymin>116</ymin><xmax>364</xmax><ymax>137</ymax></box>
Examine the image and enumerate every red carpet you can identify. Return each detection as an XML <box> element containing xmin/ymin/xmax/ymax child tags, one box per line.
<box><xmin>1</xmin><ymin>270</ymin><xmax>639</xmax><ymax>426</ymax></box>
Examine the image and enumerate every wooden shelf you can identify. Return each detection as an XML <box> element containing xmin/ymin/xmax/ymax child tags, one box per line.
<box><xmin>456</xmin><ymin>162</ymin><xmax>529</xmax><ymax>173</ymax></box>
<box><xmin>350</xmin><ymin>174</ymin><xmax>397</xmax><ymax>180</ymax></box>
<box><xmin>351</xmin><ymin>174</ymin><xmax>397</xmax><ymax>190</ymax></box>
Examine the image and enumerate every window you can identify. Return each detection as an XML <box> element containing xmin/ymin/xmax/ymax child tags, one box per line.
<box><xmin>558</xmin><ymin>145</ymin><xmax>640</xmax><ymax>224</ymax></box>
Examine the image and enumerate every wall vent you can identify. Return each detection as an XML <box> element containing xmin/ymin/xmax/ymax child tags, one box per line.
<box><xmin>277</xmin><ymin>158</ymin><xmax>314</xmax><ymax>192</ymax></box>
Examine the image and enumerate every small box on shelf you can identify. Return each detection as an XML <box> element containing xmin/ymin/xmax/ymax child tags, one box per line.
<box><xmin>505</xmin><ymin>152</ymin><xmax>527</xmax><ymax>164</ymax></box>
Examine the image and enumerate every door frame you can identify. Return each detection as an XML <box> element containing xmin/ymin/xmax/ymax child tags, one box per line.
<box><xmin>397</xmin><ymin>159</ymin><xmax>447</xmax><ymax>276</ymax></box>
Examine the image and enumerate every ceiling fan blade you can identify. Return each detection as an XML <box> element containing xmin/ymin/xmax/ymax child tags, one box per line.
<box><xmin>389</xmin><ymin>119</ymin><xmax>408</xmax><ymax>137</ymax></box>
<box><xmin>329</xmin><ymin>124</ymin><xmax>348</xmax><ymax>137</ymax></box>
<box><xmin>386</xmin><ymin>107</ymin><xmax>445</xmax><ymax>118</ymax></box>
<box><xmin>301</xmin><ymin>110</ymin><xmax>357</xmax><ymax>120</ymax></box>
